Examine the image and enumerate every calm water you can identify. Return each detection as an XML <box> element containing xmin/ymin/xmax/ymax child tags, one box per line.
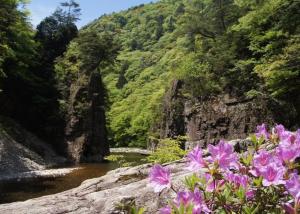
<box><xmin>0</xmin><ymin>153</ymin><xmax>147</xmax><ymax>204</ymax></box>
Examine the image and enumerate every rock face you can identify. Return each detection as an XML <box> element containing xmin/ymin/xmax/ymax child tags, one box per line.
<box><xmin>0</xmin><ymin>118</ymin><xmax>66</xmax><ymax>178</ymax></box>
<box><xmin>65</xmin><ymin>72</ymin><xmax>109</xmax><ymax>163</ymax></box>
<box><xmin>157</xmin><ymin>80</ymin><xmax>297</xmax><ymax>148</ymax></box>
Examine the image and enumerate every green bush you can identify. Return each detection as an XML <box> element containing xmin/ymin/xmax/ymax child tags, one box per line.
<box><xmin>147</xmin><ymin>137</ymin><xmax>187</xmax><ymax>164</ymax></box>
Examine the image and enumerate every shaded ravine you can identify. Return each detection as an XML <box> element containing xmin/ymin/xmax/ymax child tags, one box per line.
<box><xmin>0</xmin><ymin>153</ymin><xmax>147</xmax><ymax>204</ymax></box>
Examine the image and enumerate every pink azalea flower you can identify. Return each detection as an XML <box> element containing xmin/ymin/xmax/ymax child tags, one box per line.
<box><xmin>276</xmin><ymin>143</ymin><xmax>300</xmax><ymax>163</ymax></box>
<box><xmin>159</xmin><ymin>206</ymin><xmax>171</xmax><ymax>214</ymax></box>
<box><xmin>174</xmin><ymin>189</ymin><xmax>210</xmax><ymax>214</ymax></box>
<box><xmin>207</xmin><ymin>140</ymin><xmax>238</xmax><ymax>169</ymax></box>
<box><xmin>274</xmin><ymin>124</ymin><xmax>286</xmax><ymax>140</ymax></box>
<box><xmin>174</xmin><ymin>191</ymin><xmax>193</xmax><ymax>207</ymax></box>
<box><xmin>253</xmin><ymin>149</ymin><xmax>272</xmax><ymax>167</ymax></box>
<box><xmin>149</xmin><ymin>164</ymin><xmax>171</xmax><ymax>192</ymax></box>
<box><xmin>280</xmin><ymin>132</ymin><xmax>296</xmax><ymax>146</ymax></box>
<box><xmin>186</xmin><ymin>146</ymin><xmax>207</xmax><ymax>171</ymax></box>
<box><xmin>204</xmin><ymin>173</ymin><xmax>225</xmax><ymax>192</ymax></box>
<box><xmin>225</xmin><ymin>172</ymin><xmax>248</xmax><ymax>188</ymax></box>
<box><xmin>256</xmin><ymin>123</ymin><xmax>270</xmax><ymax>140</ymax></box>
<box><xmin>251</xmin><ymin>150</ymin><xmax>282</xmax><ymax>176</ymax></box>
<box><xmin>294</xmin><ymin>129</ymin><xmax>300</xmax><ymax>146</ymax></box>
<box><xmin>261</xmin><ymin>163</ymin><xmax>286</xmax><ymax>186</ymax></box>
<box><xmin>192</xmin><ymin>188</ymin><xmax>211</xmax><ymax>214</ymax></box>
<box><xmin>285</xmin><ymin>173</ymin><xmax>300</xmax><ymax>199</ymax></box>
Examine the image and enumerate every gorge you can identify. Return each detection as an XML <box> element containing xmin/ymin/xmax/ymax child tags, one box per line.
<box><xmin>0</xmin><ymin>0</ymin><xmax>299</xmax><ymax>212</ymax></box>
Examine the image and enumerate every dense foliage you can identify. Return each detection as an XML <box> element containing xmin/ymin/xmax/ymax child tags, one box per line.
<box><xmin>0</xmin><ymin>0</ymin><xmax>299</xmax><ymax>149</ymax></box>
<box><xmin>58</xmin><ymin>0</ymin><xmax>300</xmax><ymax>148</ymax></box>
<box><xmin>0</xmin><ymin>0</ymin><xmax>80</xmax><ymax>150</ymax></box>
<box><xmin>148</xmin><ymin>124</ymin><xmax>300</xmax><ymax>213</ymax></box>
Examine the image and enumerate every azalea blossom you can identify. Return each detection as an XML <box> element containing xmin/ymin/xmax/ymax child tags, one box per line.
<box><xmin>295</xmin><ymin>129</ymin><xmax>300</xmax><ymax>145</ymax></box>
<box><xmin>261</xmin><ymin>163</ymin><xmax>286</xmax><ymax>186</ymax></box>
<box><xmin>276</xmin><ymin>128</ymin><xmax>300</xmax><ymax>162</ymax></box>
<box><xmin>192</xmin><ymin>188</ymin><xmax>211</xmax><ymax>214</ymax></box>
<box><xmin>149</xmin><ymin>164</ymin><xmax>171</xmax><ymax>192</ymax></box>
<box><xmin>225</xmin><ymin>172</ymin><xmax>248</xmax><ymax>188</ymax></box>
<box><xmin>285</xmin><ymin>173</ymin><xmax>300</xmax><ymax>199</ymax></box>
<box><xmin>174</xmin><ymin>189</ymin><xmax>210</xmax><ymax>214</ymax></box>
<box><xmin>251</xmin><ymin>150</ymin><xmax>272</xmax><ymax>176</ymax></box>
<box><xmin>253</xmin><ymin>149</ymin><xmax>272</xmax><ymax>167</ymax></box>
<box><xmin>274</xmin><ymin>124</ymin><xmax>287</xmax><ymax>140</ymax></box>
<box><xmin>204</xmin><ymin>173</ymin><xmax>225</xmax><ymax>192</ymax></box>
<box><xmin>174</xmin><ymin>191</ymin><xmax>193</xmax><ymax>207</ymax></box>
<box><xmin>256</xmin><ymin>123</ymin><xmax>269</xmax><ymax>140</ymax></box>
<box><xmin>186</xmin><ymin>146</ymin><xmax>207</xmax><ymax>171</ymax></box>
<box><xmin>251</xmin><ymin>149</ymin><xmax>282</xmax><ymax>176</ymax></box>
<box><xmin>149</xmin><ymin>124</ymin><xmax>300</xmax><ymax>213</ymax></box>
<box><xmin>159</xmin><ymin>206</ymin><xmax>171</xmax><ymax>214</ymax></box>
<box><xmin>207</xmin><ymin>140</ymin><xmax>238</xmax><ymax>169</ymax></box>
<box><xmin>276</xmin><ymin>143</ymin><xmax>300</xmax><ymax>163</ymax></box>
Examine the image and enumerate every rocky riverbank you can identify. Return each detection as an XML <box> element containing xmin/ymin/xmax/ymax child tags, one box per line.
<box><xmin>0</xmin><ymin>139</ymin><xmax>251</xmax><ymax>214</ymax></box>
<box><xmin>0</xmin><ymin>168</ymin><xmax>80</xmax><ymax>182</ymax></box>
<box><xmin>0</xmin><ymin>161</ymin><xmax>182</xmax><ymax>214</ymax></box>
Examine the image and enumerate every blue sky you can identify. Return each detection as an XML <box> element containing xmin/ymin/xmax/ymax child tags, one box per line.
<box><xmin>28</xmin><ymin>0</ymin><xmax>158</xmax><ymax>28</ymax></box>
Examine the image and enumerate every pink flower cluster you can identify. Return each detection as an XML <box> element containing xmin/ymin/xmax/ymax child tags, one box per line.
<box><xmin>148</xmin><ymin>124</ymin><xmax>300</xmax><ymax>213</ymax></box>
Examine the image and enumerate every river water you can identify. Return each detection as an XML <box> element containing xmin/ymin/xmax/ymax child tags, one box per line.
<box><xmin>0</xmin><ymin>153</ymin><xmax>147</xmax><ymax>204</ymax></box>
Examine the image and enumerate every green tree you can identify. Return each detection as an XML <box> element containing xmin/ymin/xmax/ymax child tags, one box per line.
<box><xmin>60</xmin><ymin>0</ymin><xmax>81</xmax><ymax>24</ymax></box>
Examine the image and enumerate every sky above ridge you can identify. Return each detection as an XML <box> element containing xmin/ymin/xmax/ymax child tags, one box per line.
<box><xmin>28</xmin><ymin>0</ymin><xmax>158</xmax><ymax>28</ymax></box>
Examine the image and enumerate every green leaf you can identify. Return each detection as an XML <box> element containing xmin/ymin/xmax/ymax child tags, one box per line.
<box><xmin>236</xmin><ymin>186</ymin><xmax>246</xmax><ymax>201</ymax></box>
<box><xmin>253</xmin><ymin>177</ymin><xmax>263</xmax><ymax>187</ymax></box>
<box><xmin>184</xmin><ymin>174</ymin><xmax>201</xmax><ymax>190</ymax></box>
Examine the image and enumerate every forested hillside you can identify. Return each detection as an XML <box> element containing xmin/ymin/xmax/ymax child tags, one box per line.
<box><xmin>57</xmin><ymin>0</ymin><xmax>300</xmax><ymax>147</ymax></box>
<box><xmin>1</xmin><ymin>0</ymin><xmax>299</xmax><ymax>151</ymax></box>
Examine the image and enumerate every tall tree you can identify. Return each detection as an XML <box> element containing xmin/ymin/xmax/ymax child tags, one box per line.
<box><xmin>35</xmin><ymin>1</ymin><xmax>80</xmax><ymax>64</ymax></box>
<box><xmin>60</xmin><ymin>0</ymin><xmax>81</xmax><ymax>24</ymax></box>
<box><xmin>28</xmin><ymin>0</ymin><xmax>81</xmax><ymax>147</ymax></box>
<box><xmin>0</xmin><ymin>0</ymin><xmax>36</xmax><ymax>110</ymax></box>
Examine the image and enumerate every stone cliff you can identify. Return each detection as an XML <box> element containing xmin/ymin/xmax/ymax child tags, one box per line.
<box><xmin>65</xmin><ymin>71</ymin><xmax>109</xmax><ymax>163</ymax></box>
<box><xmin>157</xmin><ymin>80</ymin><xmax>297</xmax><ymax>148</ymax></box>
